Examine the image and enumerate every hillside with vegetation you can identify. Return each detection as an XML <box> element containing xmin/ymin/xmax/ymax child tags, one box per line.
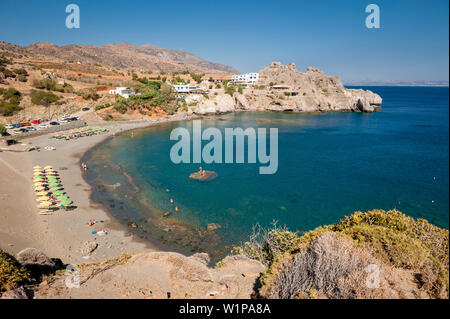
<box><xmin>0</xmin><ymin>53</ymin><xmax>218</xmax><ymax>124</ymax></box>
<box><xmin>1</xmin><ymin>210</ymin><xmax>448</xmax><ymax>299</ymax></box>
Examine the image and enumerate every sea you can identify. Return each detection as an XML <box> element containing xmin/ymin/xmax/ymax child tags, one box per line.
<box><xmin>83</xmin><ymin>87</ymin><xmax>449</xmax><ymax>261</ymax></box>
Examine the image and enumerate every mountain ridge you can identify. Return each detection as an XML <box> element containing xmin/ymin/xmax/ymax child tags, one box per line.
<box><xmin>0</xmin><ymin>41</ymin><xmax>239</xmax><ymax>74</ymax></box>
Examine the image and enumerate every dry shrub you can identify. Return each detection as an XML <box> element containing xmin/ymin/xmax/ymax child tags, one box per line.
<box><xmin>232</xmin><ymin>221</ymin><xmax>301</xmax><ymax>266</ymax></box>
<box><xmin>266</xmin><ymin>232</ymin><xmax>363</xmax><ymax>299</ymax></box>
<box><xmin>256</xmin><ymin>210</ymin><xmax>449</xmax><ymax>299</ymax></box>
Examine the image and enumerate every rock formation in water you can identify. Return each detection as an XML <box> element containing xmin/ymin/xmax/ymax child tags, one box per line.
<box><xmin>188</xmin><ymin>62</ymin><xmax>382</xmax><ymax>115</ymax></box>
<box><xmin>189</xmin><ymin>170</ymin><xmax>218</xmax><ymax>182</ymax></box>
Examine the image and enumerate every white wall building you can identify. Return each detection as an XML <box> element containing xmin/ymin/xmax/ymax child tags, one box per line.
<box><xmin>173</xmin><ymin>84</ymin><xmax>207</xmax><ymax>94</ymax></box>
<box><xmin>109</xmin><ymin>87</ymin><xmax>139</xmax><ymax>99</ymax></box>
<box><xmin>231</xmin><ymin>72</ymin><xmax>259</xmax><ymax>85</ymax></box>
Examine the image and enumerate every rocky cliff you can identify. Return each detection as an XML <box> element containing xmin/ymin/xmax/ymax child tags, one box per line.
<box><xmin>189</xmin><ymin>62</ymin><xmax>382</xmax><ymax>115</ymax></box>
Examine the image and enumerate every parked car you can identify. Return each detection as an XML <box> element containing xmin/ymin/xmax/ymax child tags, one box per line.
<box><xmin>22</xmin><ymin>122</ymin><xmax>31</xmax><ymax>127</ymax></box>
<box><xmin>12</xmin><ymin>124</ymin><xmax>21</xmax><ymax>128</ymax></box>
<box><xmin>58</xmin><ymin>119</ymin><xmax>69</xmax><ymax>123</ymax></box>
<box><xmin>49</xmin><ymin>121</ymin><xmax>60</xmax><ymax>126</ymax></box>
<box><xmin>31</xmin><ymin>120</ymin><xmax>41</xmax><ymax>124</ymax></box>
<box><xmin>82</xmin><ymin>107</ymin><xmax>90</xmax><ymax>111</ymax></box>
<box><xmin>39</xmin><ymin>124</ymin><xmax>49</xmax><ymax>129</ymax></box>
<box><xmin>5</xmin><ymin>124</ymin><xmax>14</xmax><ymax>129</ymax></box>
<box><xmin>13</xmin><ymin>128</ymin><xmax>28</xmax><ymax>134</ymax></box>
<box><xmin>26</xmin><ymin>127</ymin><xmax>37</xmax><ymax>131</ymax></box>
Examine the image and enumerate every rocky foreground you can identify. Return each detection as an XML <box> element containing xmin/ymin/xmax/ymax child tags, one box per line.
<box><xmin>1</xmin><ymin>210</ymin><xmax>448</xmax><ymax>299</ymax></box>
<box><xmin>187</xmin><ymin>62</ymin><xmax>382</xmax><ymax>115</ymax></box>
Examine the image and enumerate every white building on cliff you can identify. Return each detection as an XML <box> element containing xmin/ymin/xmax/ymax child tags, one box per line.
<box><xmin>231</xmin><ymin>72</ymin><xmax>259</xmax><ymax>85</ymax></box>
<box><xmin>109</xmin><ymin>87</ymin><xmax>140</xmax><ymax>99</ymax></box>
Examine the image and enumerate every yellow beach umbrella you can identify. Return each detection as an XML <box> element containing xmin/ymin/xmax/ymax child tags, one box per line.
<box><xmin>36</xmin><ymin>191</ymin><xmax>49</xmax><ymax>196</ymax></box>
<box><xmin>33</xmin><ymin>165</ymin><xmax>42</xmax><ymax>169</ymax></box>
<box><xmin>37</xmin><ymin>202</ymin><xmax>52</xmax><ymax>208</ymax></box>
<box><xmin>44</xmin><ymin>166</ymin><xmax>53</xmax><ymax>169</ymax></box>
<box><xmin>35</xmin><ymin>186</ymin><xmax>46</xmax><ymax>191</ymax></box>
<box><xmin>36</xmin><ymin>196</ymin><xmax>50</xmax><ymax>202</ymax></box>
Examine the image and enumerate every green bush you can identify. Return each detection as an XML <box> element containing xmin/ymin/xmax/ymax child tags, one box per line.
<box><xmin>114</xmin><ymin>104</ymin><xmax>127</xmax><ymax>114</ymax></box>
<box><xmin>77</xmin><ymin>88</ymin><xmax>99</xmax><ymax>101</ymax></box>
<box><xmin>226</xmin><ymin>86</ymin><xmax>234</xmax><ymax>96</ymax></box>
<box><xmin>95</xmin><ymin>103</ymin><xmax>111</xmax><ymax>111</ymax></box>
<box><xmin>13</xmin><ymin>68</ymin><xmax>28</xmax><ymax>76</ymax></box>
<box><xmin>33</xmin><ymin>78</ymin><xmax>74</xmax><ymax>93</ymax></box>
<box><xmin>0</xmin><ymin>101</ymin><xmax>21</xmax><ymax>116</ymax></box>
<box><xmin>17</xmin><ymin>74</ymin><xmax>27</xmax><ymax>82</ymax></box>
<box><xmin>2</xmin><ymin>69</ymin><xmax>16</xmax><ymax>78</ymax></box>
<box><xmin>190</xmin><ymin>72</ymin><xmax>203</xmax><ymax>83</ymax></box>
<box><xmin>0</xmin><ymin>124</ymin><xmax>6</xmax><ymax>134</ymax></box>
<box><xmin>30</xmin><ymin>89</ymin><xmax>60</xmax><ymax>106</ymax></box>
<box><xmin>137</xmin><ymin>77</ymin><xmax>149</xmax><ymax>85</ymax></box>
<box><xmin>0</xmin><ymin>87</ymin><xmax>22</xmax><ymax>116</ymax></box>
<box><xmin>0</xmin><ymin>249</ymin><xmax>30</xmax><ymax>293</ymax></box>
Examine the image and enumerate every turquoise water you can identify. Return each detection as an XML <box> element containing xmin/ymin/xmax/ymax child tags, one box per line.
<box><xmin>84</xmin><ymin>87</ymin><xmax>449</xmax><ymax>260</ymax></box>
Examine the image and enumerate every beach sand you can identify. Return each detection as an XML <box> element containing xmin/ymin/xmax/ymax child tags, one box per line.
<box><xmin>0</xmin><ymin>114</ymin><xmax>194</xmax><ymax>264</ymax></box>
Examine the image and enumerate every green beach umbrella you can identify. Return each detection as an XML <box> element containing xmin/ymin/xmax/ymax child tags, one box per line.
<box><xmin>57</xmin><ymin>195</ymin><xmax>69</xmax><ymax>201</ymax></box>
<box><xmin>60</xmin><ymin>200</ymin><xmax>72</xmax><ymax>206</ymax></box>
<box><xmin>50</xmin><ymin>187</ymin><xmax>63</xmax><ymax>192</ymax></box>
<box><xmin>53</xmin><ymin>190</ymin><xmax>65</xmax><ymax>195</ymax></box>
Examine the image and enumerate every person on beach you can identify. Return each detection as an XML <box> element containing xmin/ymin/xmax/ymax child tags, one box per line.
<box><xmin>175</xmin><ymin>206</ymin><xmax>179</xmax><ymax>214</ymax></box>
<box><xmin>170</xmin><ymin>198</ymin><xmax>174</xmax><ymax>205</ymax></box>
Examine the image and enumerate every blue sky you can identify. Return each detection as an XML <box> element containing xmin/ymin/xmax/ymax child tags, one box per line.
<box><xmin>0</xmin><ymin>0</ymin><xmax>448</xmax><ymax>82</ymax></box>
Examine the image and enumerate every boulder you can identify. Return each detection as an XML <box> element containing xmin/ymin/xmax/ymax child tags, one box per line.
<box><xmin>206</xmin><ymin>223</ymin><xmax>222</xmax><ymax>232</ymax></box>
<box><xmin>80</xmin><ymin>241</ymin><xmax>98</xmax><ymax>255</ymax></box>
<box><xmin>189</xmin><ymin>170</ymin><xmax>218</xmax><ymax>182</ymax></box>
<box><xmin>1</xmin><ymin>286</ymin><xmax>28</xmax><ymax>299</ymax></box>
<box><xmin>189</xmin><ymin>253</ymin><xmax>210</xmax><ymax>266</ymax></box>
<box><xmin>16</xmin><ymin>248</ymin><xmax>56</xmax><ymax>275</ymax></box>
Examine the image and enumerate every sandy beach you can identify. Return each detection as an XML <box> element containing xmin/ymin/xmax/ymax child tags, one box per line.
<box><xmin>0</xmin><ymin>114</ymin><xmax>194</xmax><ymax>264</ymax></box>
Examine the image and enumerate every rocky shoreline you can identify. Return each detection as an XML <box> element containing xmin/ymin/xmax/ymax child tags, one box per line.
<box><xmin>185</xmin><ymin>62</ymin><xmax>382</xmax><ymax>115</ymax></box>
